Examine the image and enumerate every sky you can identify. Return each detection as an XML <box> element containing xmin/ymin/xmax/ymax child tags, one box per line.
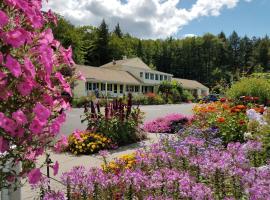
<box><xmin>44</xmin><ymin>0</ymin><xmax>270</xmax><ymax>39</ymax></box>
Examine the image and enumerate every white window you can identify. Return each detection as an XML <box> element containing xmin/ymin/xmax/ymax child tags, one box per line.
<box><xmin>155</xmin><ymin>74</ymin><xmax>159</xmax><ymax>80</ymax></box>
<box><xmin>113</xmin><ymin>84</ymin><xmax>117</xmax><ymax>93</ymax></box>
<box><xmin>101</xmin><ymin>83</ymin><xmax>106</xmax><ymax>91</ymax></box>
<box><xmin>164</xmin><ymin>76</ymin><xmax>167</xmax><ymax>80</ymax></box>
<box><xmin>140</xmin><ymin>72</ymin><xmax>143</xmax><ymax>78</ymax></box>
<box><xmin>120</xmin><ymin>85</ymin><xmax>123</xmax><ymax>93</ymax></box>
<box><xmin>107</xmin><ymin>84</ymin><xmax>112</xmax><ymax>91</ymax></box>
<box><xmin>135</xmin><ymin>86</ymin><xmax>139</xmax><ymax>92</ymax></box>
<box><xmin>160</xmin><ymin>75</ymin><xmax>163</xmax><ymax>81</ymax></box>
<box><xmin>145</xmin><ymin>73</ymin><xmax>149</xmax><ymax>79</ymax></box>
<box><xmin>150</xmin><ymin>73</ymin><xmax>154</xmax><ymax>80</ymax></box>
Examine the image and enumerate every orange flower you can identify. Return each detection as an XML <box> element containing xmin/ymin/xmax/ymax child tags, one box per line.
<box><xmin>217</xmin><ymin>117</ymin><xmax>225</xmax><ymax>123</ymax></box>
<box><xmin>222</xmin><ymin>104</ymin><xmax>230</xmax><ymax>110</ymax></box>
<box><xmin>236</xmin><ymin>105</ymin><xmax>246</xmax><ymax>110</ymax></box>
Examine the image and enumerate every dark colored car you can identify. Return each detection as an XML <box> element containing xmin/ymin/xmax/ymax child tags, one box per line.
<box><xmin>202</xmin><ymin>94</ymin><xmax>219</xmax><ymax>103</ymax></box>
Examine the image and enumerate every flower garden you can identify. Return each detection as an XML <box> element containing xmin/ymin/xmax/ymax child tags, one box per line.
<box><xmin>40</xmin><ymin>97</ymin><xmax>270</xmax><ymax>200</ymax></box>
<box><xmin>1</xmin><ymin>1</ymin><xmax>270</xmax><ymax>200</ymax></box>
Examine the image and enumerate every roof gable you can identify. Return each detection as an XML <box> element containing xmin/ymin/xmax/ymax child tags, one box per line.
<box><xmin>172</xmin><ymin>78</ymin><xmax>208</xmax><ymax>90</ymax></box>
<box><xmin>76</xmin><ymin>65</ymin><xmax>141</xmax><ymax>85</ymax></box>
<box><xmin>100</xmin><ymin>57</ymin><xmax>151</xmax><ymax>70</ymax></box>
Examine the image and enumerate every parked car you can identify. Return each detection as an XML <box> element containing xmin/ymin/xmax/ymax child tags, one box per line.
<box><xmin>202</xmin><ymin>94</ymin><xmax>219</xmax><ymax>103</ymax></box>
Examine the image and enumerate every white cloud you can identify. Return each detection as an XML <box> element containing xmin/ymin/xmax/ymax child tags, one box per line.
<box><xmin>43</xmin><ymin>0</ymin><xmax>252</xmax><ymax>39</ymax></box>
<box><xmin>182</xmin><ymin>33</ymin><xmax>197</xmax><ymax>38</ymax></box>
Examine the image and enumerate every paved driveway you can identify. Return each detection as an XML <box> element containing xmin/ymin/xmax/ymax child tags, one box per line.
<box><xmin>60</xmin><ymin>103</ymin><xmax>195</xmax><ymax>135</ymax></box>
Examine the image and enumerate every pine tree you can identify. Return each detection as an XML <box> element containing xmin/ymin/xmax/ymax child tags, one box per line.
<box><xmin>114</xmin><ymin>23</ymin><xmax>123</xmax><ymax>38</ymax></box>
<box><xmin>96</xmin><ymin>19</ymin><xmax>111</xmax><ymax>66</ymax></box>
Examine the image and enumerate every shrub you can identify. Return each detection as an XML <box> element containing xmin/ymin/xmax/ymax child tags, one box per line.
<box><xmin>182</xmin><ymin>90</ymin><xmax>195</xmax><ymax>102</ymax></box>
<box><xmin>158</xmin><ymin>80</ymin><xmax>183</xmax><ymax>103</ymax></box>
<box><xmin>67</xmin><ymin>130</ymin><xmax>115</xmax><ymax>155</ymax></box>
<box><xmin>226</xmin><ymin>78</ymin><xmax>270</xmax><ymax>104</ymax></box>
<box><xmin>82</xmin><ymin>94</ymin><xmax>146</xmax><ymax>148</ymax></box>
<box><xmin>133</xmin><ymin>93</ymin><xmax>165</xmax><ymax>105</ymax></box>
<box><xmin>144</xmin><ymin>113</ymin><xmax>191</xmax><ymax>133</ymax></box>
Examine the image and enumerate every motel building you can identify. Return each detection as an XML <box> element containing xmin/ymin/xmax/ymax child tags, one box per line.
<box><xmin>73</xmin><ymin>57</ymin><xmax>209</xmax><ymax>98</ymax></box>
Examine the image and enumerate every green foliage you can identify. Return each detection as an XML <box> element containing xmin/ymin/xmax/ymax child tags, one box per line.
<box><xmin>226</xmin><ymin>78</ymin><xmax>270</xmax><ymax>104</ymax></box>
<box><xmin>53</xmin><ymin>16</ymin><xmax>270</xmax><ymax>87</ymax></box>
<box><xmin>133</xmin><ymin>93</ymin><xmax>165</xmax><ymax>105</ymax></box>
<box><xmin>82</xmin><ymin>98</ymin><xmax>146</xmax><ymax>146</ymax></box>
<box><xmin>51</xmin><ymin>17</ymin><xmax>86</xmax><ymax>64</ymax></box>
<box><xmin>181</xmin><ymin>90</ymin><xmax>195</xmax><ymax>102</ymax></box>
<box><xmin>158</xmin><ymin>81</ymin><xmax>184</xmax><ymax>103</ymax></box>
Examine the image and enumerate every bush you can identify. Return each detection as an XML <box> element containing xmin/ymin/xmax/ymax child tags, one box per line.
<box><xmin>144</xmin><ymin>113</ymin><xmax>191</xmax><ymax>133</ymax></box>
<box><xmin>68</xmin><ymin>131</ymin><xmax>116</xmax><ymax>155</ymax></box>
<box><xmin>82</xmin><ymin>94</ymin><xmax>146</xmax><ymax>148</ymax></box>
<box><xmin>181</xmin><ymin>90</ymin><xmax>195</xmax><ymax>102</ymax></box>
<box><xmin>226</xmin><ymin>78</ymin><xmax>270</xmax><ymax>104</ymax></box>
<box><xmin>158</xmin><ymin>80</ymin><xmax>183</xmax><ymax>103</ymax></box>
<box><xmin>133</xmin><ymin>93</ymin><xmax>165</xmax><ymax>105</ymax></box>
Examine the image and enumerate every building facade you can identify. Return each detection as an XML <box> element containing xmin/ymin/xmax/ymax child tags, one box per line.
<box><xmin>73</xmin><ymin>57</ymin><xmax>209</xmax><ymax>98</ymax></box>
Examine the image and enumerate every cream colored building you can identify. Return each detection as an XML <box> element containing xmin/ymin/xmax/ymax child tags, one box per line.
<box><xmin>73</xmin><ymin>57</ymin><xmax>209</xmax><ymax>98</ymax></box>
<box><xmin>172</xmin><ymin>78</ymin><xmax>209</xmax><ymax>97</ymax></box>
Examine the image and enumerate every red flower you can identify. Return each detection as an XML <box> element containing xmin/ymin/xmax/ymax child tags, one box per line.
<box><xmin>217</xmin><ymin>117</ymin><xmax>225</xmax><ymax>123</ymax></box>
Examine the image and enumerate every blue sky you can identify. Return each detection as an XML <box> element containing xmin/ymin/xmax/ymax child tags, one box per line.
<box><xmin>177</xmin><ymin>0</ymin><xmax>269</xmax><ymax>38</ymax></box>
<box><xmin>46</xmin><ymin>0</ymin><xmax>270</xmax><ymax>39</ymax></box>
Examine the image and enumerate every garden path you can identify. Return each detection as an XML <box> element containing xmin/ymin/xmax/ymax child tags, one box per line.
<box><xmin>22</xmin><ymin>103</ymin><xmax>194</xmax><ymax>199</ymax></box>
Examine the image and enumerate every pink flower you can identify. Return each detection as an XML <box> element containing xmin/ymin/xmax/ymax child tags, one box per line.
<box><xmin>0</xmin><ymin>52</ymin><xmax>3</xmax><ymax>64</ymax></box>
<box><xmin>52</xmin><ymin>161</ymin><xmax>59</xmax><ymax>176</ymax></box>
<box><xmin>42</xmin><ymin>94</ymin><xmax>54</xmax><ymax>107</ymax></box>
<box><xmin>29</xmin><ymin>118</ymin><xmax>44</xmax><ymax>135</ymax></box>
<box><xmin>0</xmin><ymin>71</ymin><xmax>7</xmax><ymax>86</ymax></box>
<box><xmin>1</xmin><ymin>117</ymin><xmax>16</xmax><ymax>134</ymax></box>
<box><xmin>99</xmin><ymin>150</ymin><xmax>109</xmax><ymax>157</ymax></box>
<box><xmin>54</xmin><ymin>135</ymin><xmax>68</xmax><ymax>153</ymax></box>
<box><xmin>28</xmin><ymin>168</ymin><xmax>42</xmax><ymax>185</ymax></box>
<box><xmin>5</xmin><ymin>55</ymin><xmax>22</xmax><ymax>78</ymax></box>
<box><xmin>0</xmin><ymin>10</ymin><xmax>9</xmax><ymax>27</ymax></box>
<box><xmin>17</xmin><ymin>78</ymin><xmax>36</xmax><ymax>96</ymax></box>
<box><xmin>77</xmin><ymin>71</ymin><xmax>86</xmax><ymax>81</ymax></box>
<box><xmin>39</xmin><ymin>29</ymin><xmax>54</xmax><ymax>45</ymax></box>
<box><xmin>11</xmin><ymin>126</ymin><xmax>25</xmax><ymax>138</ymax></box>
<box><xmin>3</xmin><ymin>28</ymin><xmax>32</xmax><ymax>48</ymax></box>
<box><xmin>12</xmin><ymin>109</ymin><xmax>28</xmax><ymax>125</ymax></box>
<box><xmin>49</xmin><ymin>120</ymin><xmax>61</xmax><ymax>135</ymax></box>
<box><xmin>73</xmin><ymin>130</ymin><xmax>83</xmax><ymax>141</ymax></box>
<box><xmin>33</xmin><ymin>103</ymin><xmax>51</xmax><ymax>122</ymax></box>
<box><xmin>0</xmin><ymin>136</ymin><xmax>9</xmax><ymax>153</ymax></box>
<box><xmin>59</xmin><ymin>46</ymin><xmax>74</xmax><ymax>66</ymax></box>
<box><xmin>23</xmin><ymin>57</ymin><xmax>36</xmax><ymax>78</ymax></box>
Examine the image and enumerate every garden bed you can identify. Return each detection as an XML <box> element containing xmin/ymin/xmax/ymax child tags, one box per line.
<box><xmin>39</xmin><ymin>98</ymin><xmax>270</xmax><ymax>199</ymax></box>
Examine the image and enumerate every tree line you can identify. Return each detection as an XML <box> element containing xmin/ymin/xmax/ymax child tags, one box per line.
<box><xmin>52</xmin><ymin>17</ymin><xmax>270</xmax><ymax>88</ymax></box>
